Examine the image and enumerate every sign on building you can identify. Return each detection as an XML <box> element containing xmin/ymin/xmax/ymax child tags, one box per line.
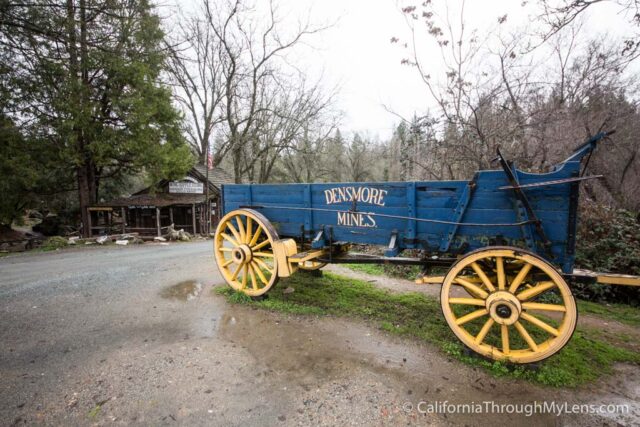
<box><xmin>169</xmin><ymin>179</ymin><xmax>204</xmax><ymax>194</ymax></box>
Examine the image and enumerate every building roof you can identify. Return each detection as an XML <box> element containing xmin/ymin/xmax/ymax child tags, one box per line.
<box><xmin>97</xmin><ymin>193</ymin><xmax>207</xmax><ymax>208</ymax></box>
<box><xmin>192</xmin><ymin>164</ymin><xmax>234</xmax><ymax>189</ymax></box>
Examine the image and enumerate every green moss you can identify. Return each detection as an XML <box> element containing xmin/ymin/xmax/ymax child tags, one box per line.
<box><xmin>216</xmin><ymin>272</ymin><xmax>640</xmax><ymax>388</ymax></box>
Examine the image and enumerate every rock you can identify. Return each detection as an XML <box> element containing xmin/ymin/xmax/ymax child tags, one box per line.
<box><xmin>115</xmin><ymin>240</ymin><xmax>129</xmax><ymax>245</ymax></box>
<box><xmin>10</xmin><ymin>242</ymin><xmax>27</xmax><ymax>252</ymax></box>
<box><xmin>96</xmin><ymin>235</ymin><xmax>109</xmax><ymax>245</ymax></box>
<box><xmin>68</xmin><ymin>237</ymin><xmax>80</xmax><ymax>245</ymax></box>
<box><xmin>32</xmin><ymin>215</ymin><xmax>62</xmax><ymax>236</ymax></box>
<box><xmin>163</xmin><ymin>224</ymin><xmax>180</xmax><ymax>241</ymax></box>
<box><xmin>28</xmin><ymin>210</ymin><xmax>43</xmax><ymax>220</ymax></box>
<box><xmin>154</xmin><ymin>236</ymin><xmax>167</xmax><ymax>242</ymax></box>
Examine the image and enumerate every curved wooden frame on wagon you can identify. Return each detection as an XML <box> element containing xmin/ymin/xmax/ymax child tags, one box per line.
<box><xmin>213</xmin><ymin>130</ymin><xmax>640</xmax><ymax>364</ymax></box>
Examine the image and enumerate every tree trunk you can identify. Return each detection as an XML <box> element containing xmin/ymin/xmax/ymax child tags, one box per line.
<box><xmin>78</xmin><ymin>163</ymin><xmax>92</xmax><ymax>237</ymax></box>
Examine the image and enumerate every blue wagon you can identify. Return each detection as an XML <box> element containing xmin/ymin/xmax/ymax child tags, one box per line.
<box><xmin>214</xmin><ymin>131</ymin><xmax>637</xmax><ymax>363</ymax></box>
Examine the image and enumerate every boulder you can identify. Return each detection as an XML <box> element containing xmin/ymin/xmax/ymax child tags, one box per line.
<box><xmin>32</xmin><ymin>215</ymin><xmax>62</xmax><ymax>236</ymax></box>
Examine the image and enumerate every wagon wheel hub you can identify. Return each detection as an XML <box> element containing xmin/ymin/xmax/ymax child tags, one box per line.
<box><xmin>232</xmin><ymin>244</ymin><xmax>253</xmax><ymax>265</ymax></box>
<box><xmin>485</xmin><ymin>291</ymin><xmax>521</xmax><ymax>326</ymax></box>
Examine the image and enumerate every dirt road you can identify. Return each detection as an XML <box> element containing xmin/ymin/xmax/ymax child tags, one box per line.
<box><xmin>1</xmin><ymin>242</ymin><xmax>638</xmax><ymax>426</ymax></box>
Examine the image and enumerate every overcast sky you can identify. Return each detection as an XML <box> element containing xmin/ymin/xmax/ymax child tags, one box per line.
<box><xmin>173</xmin><ymin>0</ymin><xmax>634</xmax><ymax>140</ymax></box>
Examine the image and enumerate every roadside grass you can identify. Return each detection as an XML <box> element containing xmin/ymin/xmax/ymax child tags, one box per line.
<box><xmin>344</xmin><ymin>263</ymin><xmax>386</xmax><ymax>276</ymax></box>
<box><xmin>577</xmin><ymin>300</ymin><xmax>640</xmax><ymax>327</ymax></box>
<box><xmin>40</xmin><ymin>236</ymin><xmax>69</xmax><ymax>251</ymax></box>
<box><xmin>215</xmin><ymin>271</ymin><xmax>640</xmax><ymax>388</ymax></box>
<box><xmin>345</xmin><ymin>263</ymin><xmax>423</xmax><ymax>280</ymax></box>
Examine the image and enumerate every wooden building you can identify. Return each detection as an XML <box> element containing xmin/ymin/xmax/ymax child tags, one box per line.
<box><xmin>87</xmin><ymin>164</ymin><xmax>233</xmax><ymax>237</ymax></box>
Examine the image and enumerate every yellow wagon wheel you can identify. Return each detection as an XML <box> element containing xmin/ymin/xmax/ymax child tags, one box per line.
<box><xmin>440</xmin><ymin>246</ymin><xmax>577</xmax><ymax>364</ymax></box>
<box><xmin>214</xmin><ymin>209</ymin><xmax>279</xmax><ymax>297</ymax></box>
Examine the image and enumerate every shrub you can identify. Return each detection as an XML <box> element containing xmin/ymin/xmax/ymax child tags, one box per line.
<box><xmin>574</xmin><ymin>203</ymin><xmax>640</xmax><ymax>304</ymax></box>
<box><xmin>41</xmin><ymin>236</ymin><xmax>68</xmax><ymax>251</ymax></box>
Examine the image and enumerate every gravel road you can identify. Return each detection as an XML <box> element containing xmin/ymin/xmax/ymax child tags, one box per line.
<box><xmin>1</xmin><ymin>242</ymin><xmax>638</xmax><ymax>426</ymax></box>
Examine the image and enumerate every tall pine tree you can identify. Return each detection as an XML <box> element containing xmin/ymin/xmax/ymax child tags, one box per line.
<box><xmin>1</xmin><ymin>1</ymin><xmax>192</xmax><ymax>235</ymax></box>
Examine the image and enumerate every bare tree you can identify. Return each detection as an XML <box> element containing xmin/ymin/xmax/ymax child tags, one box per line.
<box><xmin>166</xmin><ymin>8</ymin><xmax>225</xmax><ymax>163</ymax></box>
<box><xmin>200</xmin><ymin>0</ymin><xmax>328</xmax><ymax>182</ymax></box>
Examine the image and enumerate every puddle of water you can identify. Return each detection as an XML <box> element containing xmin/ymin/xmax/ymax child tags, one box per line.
<box><xmin>161</xmin><ymin>280</ymin><xmax>202</xmax><ymax>301</ymax></box>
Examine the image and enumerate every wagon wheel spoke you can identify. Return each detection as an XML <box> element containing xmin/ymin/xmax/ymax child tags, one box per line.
<box><xmin>521</xmin><ymin>312</ymin><xmax>560</xmax><ymax>336</ymax></box>
<box><xmin>252</xmin><ymin>239</ymin><xmax>271</xmax><ymax>251</ymax></box>
<box><xmin>226</xmin><ymin>221</ymin><xmax>242</xmax><ymax>244</ymax></box>
<box><xmin>501</xmin><ymin>324</ymin><xmax>510</xmax><ymax>355</ymax></box>
<box><xmin>220</xmin><ymin>233</ymin><xmax>238</xmax><ymax>246</ymax></box>
<box><xmin>245</xmin><ymin>217</ymin><xmax>253</xmax><ymax>244</ymax></box>
<box><xmin>517</xmin><ymin>281</ymin><xmax>556</xmax><ymax>301</ymax></box>
<box><xmin>453</xmin><ymin>277</ymin><xmax>488</xmax><ymax>299</ymax></box>
<box><xmin>253</xmin><ymin>256</ymin><xmax>274</xmax><ymax>275</ymax></box>
<box><xmin>241</xmin><ymin>265</ymin><xmax>248</xmax><ymax>289</ymax></box>
<box><xmin>253</xmin><ymin>252</ymin><xmax>274</xmax><ymax>258</ymax></box>
<box><xmin>475</xmin><ymin>318</ymin><xmax>494</xmax><ymax>345</ymax></box>
<box><xmin>521</xmin><ymin>302</ymin><xmax>566</xmax><ymax>312</ymax></box>
<box><xmin>514</xmin><ymin>321</ymin><xmax>539</xmax><ymax>351</ymax></box>
<box><xmin>236</xmin><ymin>216</ymin><xmax>246</xmax><ymax>243</ymax></box>
<box><xmin>248</xmin><ymin>264</ymin><xmax>258</xmax><ymax>290</ymax></box>
<box><xmin>508</xmin><ymin>263</ymin><xmax>532</xmax><ymax>293</ymax></box>
<box><xmin>470</xmin><ymin>262</ymin><xmax>496</xmax><ymax>292</ymax></box>
<box><xmin>251</xmin><ymin>261</ymin><xmax>270</xmax><ymax>285</ymax></box>
<box><xmin>496</xmin><ymin>257</ymin><xmax>506</xmax><ymax>290</ymax></box>
<box><xmin>448</xmin><ymin>298</ymin><xmax>485</xmax><ymax>306</ymax></box>
<box><xmin>455</xmin><ymin>308</ymin><xmax>488</xmax><ymax>326</ymax></box>
<box><xmin>231</xmin><ymin>264</ymin><xmax>242</xmax><ymax>281</ymax></box>
<box><xmin>249</xmin><ymin>227</ymin><xmax>263</xmax><ymax>247</ymax></box>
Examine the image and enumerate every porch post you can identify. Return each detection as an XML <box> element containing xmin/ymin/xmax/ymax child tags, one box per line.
<box><xmin>192</xmin><ymin>203</ymin><xmax>196</xmax><ymax>235</ymax></box>
<box><xmin>169</xmin><ymin>207</ymin><xmax>174</xmax><ymax>226</ymax></box>
<box><xmin>86</xmin><ymin>208</ymin><xmax>92</xmax><ymax>238</ymax></box>
<box><xmin>120</xmin><ymin>207</ymin><xmax>126</xmax><ymax>233</ymax></box>
<box><xmin>156</xmin><ymin>207</ymin><xmax>161</xmax><ymax>237</ymax></box>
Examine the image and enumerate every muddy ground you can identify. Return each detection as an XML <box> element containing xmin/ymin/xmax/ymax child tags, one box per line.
<box><xmin>1</xmin><ymin>241</ymin><xmax>638</xmax><ymax>426</ymax></box>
